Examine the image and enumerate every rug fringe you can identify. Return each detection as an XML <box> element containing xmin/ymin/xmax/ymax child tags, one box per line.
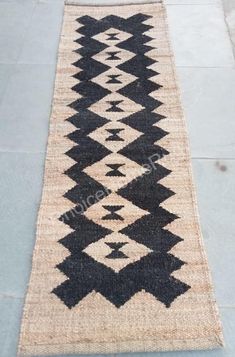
<box><xmin>65</xmin><ymin>0</ymin><xmax>162</xmax><ymax>6</ymax></box>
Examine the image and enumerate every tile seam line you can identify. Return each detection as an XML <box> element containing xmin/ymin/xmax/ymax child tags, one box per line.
<box><xmin>62</xmin><ymin>2</ymin><xmax>222</xmax><ymax>5</ymax></box>
<box><xmin>0</xmin><ymin>63</ymin><xmax>234</xmax><ymax>69</ymax></box>
<box><xmin>192</xmin><ymin>157</ymin><xmax>235</xmax><ymax>160</ymax></box>
<box><xmin>165</xmin><ymin>3</ymin><xmax>222</xmax><ymax>5</ymax></box>
<box><xmin>219</xmin><ymin>306</ymin><xmax>235</xmax><ymax>309</ymax></box>
<box><xmin>0</xmin><ymin>63</ymin><xmax>55</xmax><ymax>65</ymax></box>
<box><xmin>0</xmin><ymin>151</ymin><xmax>45</xmax><ymax>154</ymax></box>
<box><xmin>176</xmin><ymin>65</ymin><xmax>235</xmax><ymax>69</ymax></box>
<box><xmin>0</xmin><ymin>2</ymin><xmax>221</xmax><ymax>4</ymax></box>
<box><xmin>0</xmin><ymin>294</ymin><xmax>24</xmax><ymax>300</ymax></box>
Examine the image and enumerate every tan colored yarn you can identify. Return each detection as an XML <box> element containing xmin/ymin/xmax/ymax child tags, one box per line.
<box><xmin>18</xmin><ymin>3</ymin><xmax>223</xmax><ymax>355</ymax></box>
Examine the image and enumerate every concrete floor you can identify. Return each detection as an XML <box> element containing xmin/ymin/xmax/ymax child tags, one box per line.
<box><xmin>0</xmin><ymin>0</ymin><xmax>235</xmax><ymax>356</ymax></box>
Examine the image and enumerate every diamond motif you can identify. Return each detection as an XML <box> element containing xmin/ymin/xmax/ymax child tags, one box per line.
<box><xmin>83</xmin><ymin>152</ymin><xmax>148</xmax><ymax>191</ymax></box>
<box><xmin>83</xmin><ymin>232</ymin><xmax>152</xmax><ymax>272</ymax></box>
<box><xmin>84</xmin><ymin>192</ymin><xmax>149</xmax><ymax>231</ymax></box>
<box><xmin>89</xmin><ymin>92</ymin><xmax>144</xmax><ymax>120</ymax></box>
<box><xmin>91</xmin><ymin>67</ymin><xmax>137</xmax><ymax>92</ymax></box>
<box><xmin>93</xmin><ymin>28</ymin><xmax>132</xmax><ymax>46</ymax></box>
<box><xmin>93</xmin><ymin>45</ymin><xmax>135</xmax><ymax>68</ymax></box>
<box><xmin>88</xmin><ymin>121</ymin><xmax>142</xmax><ymax>152</ymax></box>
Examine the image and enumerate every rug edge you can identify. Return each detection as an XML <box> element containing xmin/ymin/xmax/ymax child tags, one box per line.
<box><xmin>159</xmin><ymin>3</ymin><xmax>224</xmax><ymax>349</ymax></box>
<box><xmin>65</xmin><ymin>0</ymin><xmax>162</xmax><ymax>6</ymax></box>
<box><xmin>18</xmin><ymin>335</ymin><xmax>224</xmax><ymax>356</ymax></box>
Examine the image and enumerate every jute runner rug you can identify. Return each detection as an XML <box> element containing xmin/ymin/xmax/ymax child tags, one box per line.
<box><xmin>18</xmin><ymin>2</ymin><xmax>223</xmax><ymax>355</ymax></box>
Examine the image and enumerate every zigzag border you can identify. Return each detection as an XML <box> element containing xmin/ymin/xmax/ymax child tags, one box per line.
<box><xmin>52</xmin><ymin>14</ymin><xmax>190</xmax><ymax>309</ymax></box>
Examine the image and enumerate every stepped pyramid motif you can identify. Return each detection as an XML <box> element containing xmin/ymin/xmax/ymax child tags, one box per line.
<box><xmin>52</xmin><ymin>13</ymin><xmax>190</xmax><ymax>309</ymax></box>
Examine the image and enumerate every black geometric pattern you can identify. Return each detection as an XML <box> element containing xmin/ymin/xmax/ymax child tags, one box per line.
<box><xmin>105</xmin><ymin>242</ymin><xmax>128</xmax><ymax>259</ymax></box>
<box><xmin>52</xmin><ymin>13</ymin><xmax>190</xmax><ymax>309</ymax></box>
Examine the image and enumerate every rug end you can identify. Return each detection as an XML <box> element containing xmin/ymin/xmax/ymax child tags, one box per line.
<box><xmin>65</xmin><ymin>0</ymin><xmax>162</xmax><ymax>6</ymax></box>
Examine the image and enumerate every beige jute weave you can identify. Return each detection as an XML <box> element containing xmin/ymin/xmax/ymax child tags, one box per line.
<box><xmin>18</xmin><ymin>2</ymin><xmax>223</xmax><ymax>355</ymax></box>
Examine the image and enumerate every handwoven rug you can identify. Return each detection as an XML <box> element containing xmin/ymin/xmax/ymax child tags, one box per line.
<box><xmin>18</xmin><ymin>1</ymin><xmax>223</xmax><ymax>355</ymax></box>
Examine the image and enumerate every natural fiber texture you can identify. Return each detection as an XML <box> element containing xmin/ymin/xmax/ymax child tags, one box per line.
<box><xmin>18</xmin><ymin>2</ymin><xmax>223</xmax><ymax>355</ymax></box>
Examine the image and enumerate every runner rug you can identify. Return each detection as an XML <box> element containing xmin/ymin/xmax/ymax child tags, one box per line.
<box><xmin>18</xmin><ymin>1</ymin><xmax>223</xmax><ymax>355</ymax></box>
